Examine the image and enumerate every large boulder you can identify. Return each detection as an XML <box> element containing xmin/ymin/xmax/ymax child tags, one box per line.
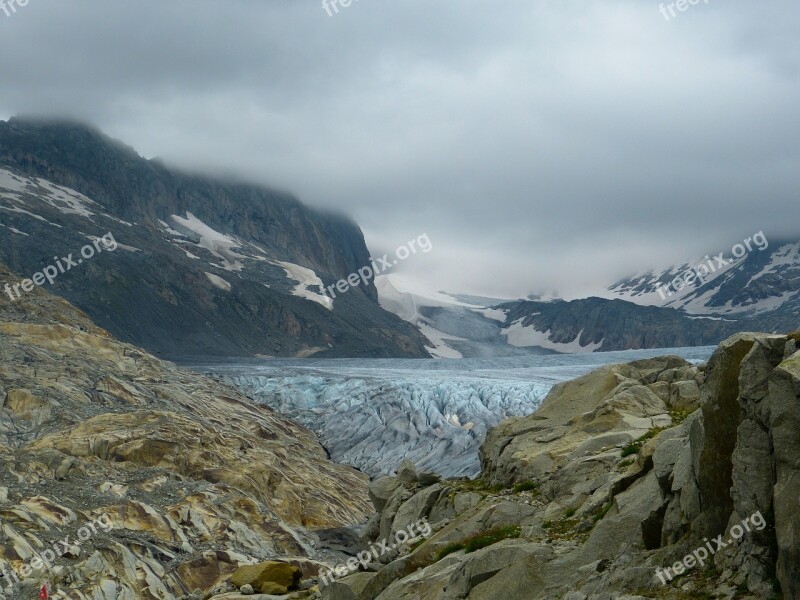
<box><xmin>768</xmin><ymin>352</ymin><xmax>800</xmax><ymax>598</ymax></box>
<box><xmin>369</xmin><ymin>477</ymin><xmax>404</xmax><ymax>513</ymax></box>
<box><xmin>480</xmin><ymin>359</ymin><xmax>682</xmax><ymax>493</ymax></box>
<box><xmin>230</xmin><ymin>561</ymin><xmax>301</xmax><ymax>595</ymax></box>
<box><xmin>694</xmin><ymin>333</ymin><xmax>766</xmax><ymax>536</ymax></box>
<box><xmin>668</xmin><ymin>380</ymin><xmax>700</xmax><ymax>410</ymax></box>
<box><xmin>390</xmin><ymin>484</ymin><xmax>444</xmax><ymax>537</ymax></box>
<box><xmin>320</xmin><ymin>572</ymin><xmax>375</xmax><ymax>600</ymax></box>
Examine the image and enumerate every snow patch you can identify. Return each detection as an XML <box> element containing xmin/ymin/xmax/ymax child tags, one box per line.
<box><xmin>0</xmin><ymin>204</ymin><xmax>61</xmax><ymax>226</ymax></box>
<box><xmin>180</xmin><ymin>247</ymin><xmax>200</xmax><ymax>260</ymax></box>
<box><xmin>275</xmin><ymin>261</ymin><xmax>333</xmax><ymax>310</ymax></box>
<box><xmin>159</xmin><ymin>219</ymin><xmax>185</xmax><ymax>236</ymax></box>
<box><xmin>85</xmin><ymin>234</ymin><xmax>139</xmax><ymax>253</ymax></box>
<box><xmin>170</xmin><ymin>212</ymin><xmax>247</xmax><ymax>271</ymax></box>
<box><xmin>105</xmin><ymin>215</ymin><xmax>134</xmax><ymax>227</ymax></box>
<box><xmin>417</xmin><ymin>323</ymin><xmax>465</xmax><ymax>359</ymax></box>
<box><xmin>33</xmin><ymin>178</ymin><xmax>98</xmax><ymax>219</ymax></box>
<box><xmin>745</xmin><ymin>242</ymin><xmax>800</xmax><ymax>286</ymax></box>
<box><xmin>502</xmin><ymin>321</ymin><xmax>603</xmax><ymax>353</ymax></box>
<box><xmin>205</xmin><ymin>272</ymin><xmax>231</xmax><ymax>291</ymax></box>
<box><xmin>0</xmin><ymin>169</ymin><xmax>99</xmax><ymax>219</ymax></box>
<box><xmin>376</xmin><ymin>274</ymin><xmax>481</xmax><ymax>322</ymax></box>
<box><xmin>0</xmin><ymin>222</ymin><xmax>29</xmax><ymax>236</ymax></box>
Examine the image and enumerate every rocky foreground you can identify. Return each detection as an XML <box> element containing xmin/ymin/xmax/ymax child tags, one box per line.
<box><xmin>0</xmin><ymin>261</ymin><xmax>371</xmax><ymax>599</ymax></box>
<box><xmin>2</xmin><ymin>255</ymin><xmax>799</xmax><ymax>599</ymax></box>
<box><xmin>326</xmin><ymin>334</ymin><xmax>799</xmax><ymax>599</ymax></box>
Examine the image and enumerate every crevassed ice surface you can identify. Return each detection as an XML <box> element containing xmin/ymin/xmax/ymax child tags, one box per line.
<box><xmin>189</xmin><ymin>346</ymin><xmax>714</xmax><ymax>478</ymax></box>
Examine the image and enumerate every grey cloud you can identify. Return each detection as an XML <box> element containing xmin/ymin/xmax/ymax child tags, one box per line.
<box><xmin>1</xmin><ymin>0</ymin><xmax>798</xmax><ymax>298</ymax></box>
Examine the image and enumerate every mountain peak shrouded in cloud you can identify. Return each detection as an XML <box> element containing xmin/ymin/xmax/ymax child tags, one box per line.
<box><xmin>0</xmin><ymin>121</ymin><xmax>432</xmax><ymax>358</ymax></box>
<box><xmin>1</xmin><ymin>1</ymin><xmax>798</xmax><ymax>298</ymax></box>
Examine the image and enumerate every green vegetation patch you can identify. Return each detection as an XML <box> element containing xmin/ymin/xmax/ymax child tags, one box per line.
<box><xmin>513</xmin><ymin>481</ymin><xmax>537</xmax><ymax>494</ymax></box>
<box><xmin>543</xmin><ymin>517</ymin><xmax>581</xmax><ymax>540</ymax></box>
<box><xmin>434</xmin><ymin>526</ymin><xmax>521</xmax><ymax>562</ymax></box>
<box><xmin>436</xmin><ymin>542</ymin><xmax>466</xmax><ymax>561</ymax></box>
<box><xmin>620</xmin><ymin>427</ymin><xmax>665</xmax><ymax>457</ymax></box>
<box><xmin>668</xmin><ymin>408</ymin><xmax>694</xmax><ymax>426</ymax></box>
<box><xmin>464</xmin><ymin>526</ymin><xmax>521</xmax><ymax>553</ymax></box>
<box><xmin>592</xmin><ymin>502</ymin><xmax>613</xmax><ymax>522</ymax></box>
<box><xmin>453</xmin><ymin>477</ymin><xmax>510</xmax><ymax>494</ymax></box>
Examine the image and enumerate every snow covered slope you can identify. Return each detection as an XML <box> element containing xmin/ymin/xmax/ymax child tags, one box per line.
<box><xmin>605</xmin><ymin>240</ymin><xmax>800</xmax><ymax>317</ymax></box>
<box><xmin>501</xmin><ymin>321</ymin><xmax>603</xmax><ymax>353</ymax></box>
<box><xmin>494</xmin><ymin>238</ymin><xmax>800</xmax><ymax>354</ymax></box>
<box><xmin>376</xmin><ymin>275</ymin><xmax>485</xmax><ymax>357</ymax></box>
<box><xmin>377</xmin><ymin>274</ymin><xmax>560</xmax><ymax>358</ymax></box>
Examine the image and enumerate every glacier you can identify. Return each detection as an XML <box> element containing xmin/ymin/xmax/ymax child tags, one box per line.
<box><xmin>191</xmin><ymin>346</ymin><xmax>714</xmax><ymax>478</ymax></box>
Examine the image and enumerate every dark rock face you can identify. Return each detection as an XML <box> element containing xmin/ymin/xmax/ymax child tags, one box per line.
<box><xmin>0</xmin><ymin>118</ymin><xmax>430</xmax><ymax>358</ymax></box>
<box><xmin>767</xmin><ymin>351</ymin><xmax>800</xmax><ymax>598</ymax></box>
<box><xmin>695</xmin><ymin>333</ymin><xmax>765</xmax><ymax>537</ymax></box>
<box><xmin>498</xmin><ymin>294</ymin><xmax>800</xmax><ymax>353</ymax></box>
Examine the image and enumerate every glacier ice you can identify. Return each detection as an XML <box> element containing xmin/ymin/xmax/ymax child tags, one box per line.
<box><xmin>193</xmin><ymin>346</ymin><xmax>714</xmax><ymax>479</ymax></box>
<box><xmin>228</xmin><ymin>372</ymin><xmax>548</xmax><ymax>478</ymax></box>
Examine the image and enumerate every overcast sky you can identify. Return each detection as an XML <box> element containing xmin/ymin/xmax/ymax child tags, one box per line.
<box><xmin>1</xmin><ymin>0</ymin><xmax>798</xmax><ymax>299</ymax></box>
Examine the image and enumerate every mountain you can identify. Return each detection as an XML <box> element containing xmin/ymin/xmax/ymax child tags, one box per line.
<box><xmin>605</xmin><ymin>237</ymin><xmax>800</xmax><ymax>317</ymax></box>
<box><xmin>378</xmin><ymin>241</ymin><xmax>800</xmax><ymax>356</ymax></box>
<box><xmin>3</xmin><ymin>245</ymin><xmax>796</xmax><ymax>598</ymax></box>
<box><xmin>0</xmin><ymin>259</ymin><xmax>370</xmax><ymax>598</ymax></box>
<box><xmin>497</xmin><ymin>296</ymin><xmax>730</xmax><ymax>351</ymax></box>
<box><xmin>495</xmin><ymin>238</ymin><xmax>800</xmax><ymax>351</ymax></box>
<box><xmin>0</xmin><ymin>117</ymin><xmax>431</xmax><ymax>359</ymax></box>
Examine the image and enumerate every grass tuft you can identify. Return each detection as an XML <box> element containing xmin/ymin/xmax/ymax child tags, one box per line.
<box><xmin>464</xmin><ymin>526</ymin><xmax>521</xmax><ymax>553</ymax></box>
<box><xmin>512</xmin><ymin>481</ymin><xmax>537</xmax><ymax>494</ymax></box>
<box><xmin>434</xmin><ymin>526</ymin><xmax>521</xmax><ymax>562</ymax></box>
<box><xmin>436</xmin><ymin>542</ymin><xmax>466</xmax><ymax>561</ymax></box>
<box><xmin>620</xmin><ymin>427</ymin><xmax>665</xmax><ymax>457</ymax></box>
<box><xmin>592</xmin><ymin>502</ymin><xmax>612</xmax><ymax>522</ymax></box>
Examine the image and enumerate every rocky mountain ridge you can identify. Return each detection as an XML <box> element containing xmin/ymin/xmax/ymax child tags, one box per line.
<box><xmin>2</xmin><ymin>248</ymin><xmax>798</xmax><ymax>598</ymax></box>
<box><xmin>492</xmin><ymin>238</ymin><xmax>800</xmax><ymax>354</ymax></box>
<box><xmin>377</xmin><ymin>240</ymin><xmax>800</xmax><ymax>357</ymax></box>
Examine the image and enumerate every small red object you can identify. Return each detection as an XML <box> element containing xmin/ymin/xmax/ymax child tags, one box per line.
<box><xmin>40</xmin><ymin>584</ymin><xmax>48</xmax><ymax>599</ymax></box>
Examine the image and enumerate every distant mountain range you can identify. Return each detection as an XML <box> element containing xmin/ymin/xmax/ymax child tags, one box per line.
<box><xmin>0</xmin><ymin>117</ymin><xmax>430</xmax><ymax>358</ymax></box>
<box><xmin>377</xmin><ymin>239</ymin><xmax>800</xmax><ymax>357</ymax></box>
